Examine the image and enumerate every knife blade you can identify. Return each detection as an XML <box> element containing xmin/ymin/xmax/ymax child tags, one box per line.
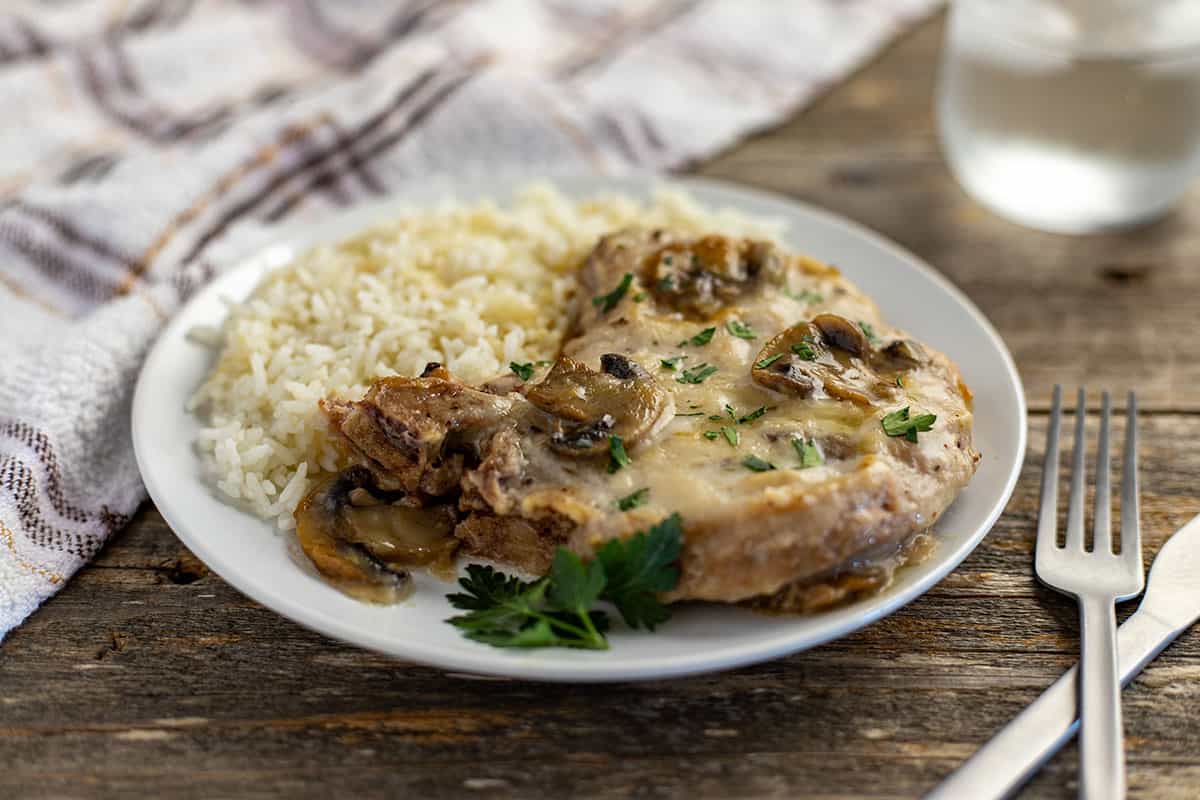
<box><xmin>926</xmin><ymin>513</ymin><xmax>1200</xmax><ymax>800</ymax></box>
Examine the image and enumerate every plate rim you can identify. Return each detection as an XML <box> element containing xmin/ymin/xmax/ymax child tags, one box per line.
<box><xmin>132</xmin><ymin>173</ymin><xmax>1027</xmax><ymax>682</ymax></box>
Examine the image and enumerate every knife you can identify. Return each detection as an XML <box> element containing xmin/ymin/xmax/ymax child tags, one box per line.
<box><xmin>927</xmin><ymin>513</ymin><xmax>1200</xmax><ymax>800</ymax></box>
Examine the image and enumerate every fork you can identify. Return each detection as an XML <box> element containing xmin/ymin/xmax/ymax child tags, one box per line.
<box><xmin>1036</xmin><ymin>387</ymin><xmax>1143</xmax><ymax>800</ymax></box>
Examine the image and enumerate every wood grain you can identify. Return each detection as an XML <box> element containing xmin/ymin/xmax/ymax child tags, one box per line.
<box><xmin>4</xmin><ymin>13</ymin><xmax>1200</xmax><ymax>800</ymax></box>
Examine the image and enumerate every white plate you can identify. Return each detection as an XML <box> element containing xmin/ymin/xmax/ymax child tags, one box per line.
<box><xmin>132</xmin><ymin>175</ymin><xmax>1026</xmax><ymax>683</ymax></box>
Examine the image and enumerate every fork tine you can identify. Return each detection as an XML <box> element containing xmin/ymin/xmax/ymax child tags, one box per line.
<box><xmin>1121</xmin><ymin>391</ymin><xmax>1142</xmax><ymax>571</ymax></box>
<box><xmin>1037</xmin><ymin>385</ymin><xmax>1063</xmax><ymax>553</ymax></box>
<box><xmin>1092</xmin><ymin>392</ymin><xmax>1112</xmax><ymax>554</ymax></box>
<box><xmin>1065</xmin><ymin>388</ymin><xmax>1088</xmax><ymax>551</ymax></box>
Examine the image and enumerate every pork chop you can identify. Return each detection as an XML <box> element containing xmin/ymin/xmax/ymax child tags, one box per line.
<box><xmin>309</xmin><ymin>230</ymin><xmax>979</xmax><ymax>604</ymax></box>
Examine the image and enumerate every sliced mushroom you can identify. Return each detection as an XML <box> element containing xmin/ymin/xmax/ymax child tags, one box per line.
<box><xmin>752</xmin><ymin>315</ymin><xmax>893</xmax><ymax>407</ymax></box>
<box><xmin>321</xmin><ymin>374</ymin><xmax>517</xmax><ymax>497</ymax></box>
<box><xmin>525</xmin><ymin>355</ymin><xmax>674</xmax><ymax>456</ymax></box>
<box><xmin>645</xmin><ymin>235</ymin><xmax>783</xmax><ymax>318</ymax></box>
<box><xmin>812</xmin><ymin>313</ymin><xmax>869</xmax><ymax>356</ymax></box>
<box><xmin>294</xmin><ymin>467</ymin><xmax>460</xmax><ymax>604</ymax></box>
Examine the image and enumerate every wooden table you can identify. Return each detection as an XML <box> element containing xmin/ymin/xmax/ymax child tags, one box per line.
<box><xmin>5</xmin><ymin>15</ymin><xmax>1200</xmax><ymax>799</ymax></box>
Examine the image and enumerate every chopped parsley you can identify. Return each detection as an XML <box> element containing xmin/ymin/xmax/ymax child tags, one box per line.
<box><xmin>896</xmin><ymin>375</ymin><xmax>904</xmax><ymax>388</ymax></box>
<box><xmin>660</xmin><ymin>355</ymin><xmax>686</xmax><ymax>370</ymax></box>
<box><xmin>617</xmin><ymin>488</ymin><xmax>650</xmax><ymax>511</ymax></box>
<box><xmin>755</xmin><ymin>353</ymin><xmax>784</xmax><ymax>369</ymax></box>
<box><xmin>703</xmin><ymin>431</ymin><xmax>720</xmax><ymax>440</ymax></box>
<box><xmin>592</xmin><ymin>273</ymin><xmax>634</xmax><ymax>313</ymax></box>
<box><xmin>677</xmin><ymin>363</ymin><xmax>717</xmax><ymax>384</ymax></box>
<box><xmin>738</xmin><ymin>406</ymin><xmax>767</xmax><ymax>424</ymax></box>
<box><xmin>445</xmin><ymin>513</ymin><xmax>683</xmax><ymax>649</ymax></box>
<box><xmin>675</xmin><ymin>411</ymin><xmax>706</xmax><ymax>417</ymax></box>
<box><xmin>787</xmin><ymin>288</ymin><xmax>824</xmax><ymax>304</ymax></box>
<box><xmin>658</xmin><ymin>275</ymin><xmax>674</xmax><ymax>291</ymax></box>
<box><xmin>742</xmin><ymin>455</ymin><xmax>776</xmax><ymax>472</ymax></box>
<box><xmin>708</xmin><ymin>414</ymin><xmax>724</xmax><ymax>421</ymax></box>
<box><xmin>679</xmin><ymin>327</ymin><xmax>716</xmax><ymax>347</ymax></box>
<box><xmin>721</xmin><ymin>426</ymin><xmax>739</xmax><ymax>447</ymax></box>
<box><xmin>633</xmin><ymin>291</ymin><xmax>647</xmax><ymax>302</ymax></box>
<box><xmin>535</xmin><ymin>360</ymin><xmax>552</xmax><ymax>366</ymax></box>
<box><xmin>509</xmin><ymin>361</ymin><xmax>535</xmax><ymax>381</ymax></box>
<box><xmin>792</xmin><ymin>340</ymin><xmax>817</xmax><ymax>360</ymax></box>
<box><xmin>792</xmin><ymin>436</ymin><xmax>823</xmax><ymax>468</ymax></box>
<box><xmin>726</xmin><ymin>319</ymin><xmax>757</xmax><ymax>340</ymax></box>
<box><xmin>859</xmin><ymin>320</ymin><xmax>880</xmax><ymax>345</ymax></box>
<box><xmin>881</xmin><ymin>407</ymin><xmax>937</xmax><ymax>443</ymax></box>
<box><xmin>608</xmin><ymin>435</ymin><xmax>631</xmax><ymax>473</ymax></box>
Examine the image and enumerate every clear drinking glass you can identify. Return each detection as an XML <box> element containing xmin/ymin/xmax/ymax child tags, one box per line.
<box><xmin>937</xmin><ymin>0</ymin><xmax>1200</xmax><ymax>234</ymax></box>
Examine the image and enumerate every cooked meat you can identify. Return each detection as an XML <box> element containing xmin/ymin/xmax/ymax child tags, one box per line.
<box><xmin>312</xmin><ymin>229</ymin><xmax>978</xmax><ymax>604</ymax></box>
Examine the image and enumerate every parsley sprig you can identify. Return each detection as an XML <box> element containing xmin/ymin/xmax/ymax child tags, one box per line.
<box><xmin>679</xmin><ymin>327</ymin><xmax>716</xmax><ymax>347</ymax></box>
<box><xmin>617</xmin><ymin>487</ymin><xmax>649</xmax><ymax>511</ymax></box>
<box><xmin>677</xmin><ymin>363</ymin><xmax>718</xmax><ymax>384</ymax></box>
<box><xmin>726</xmin><ymin>319</ymin><xmax>757</xmax><ymax>340</ymax></box>
<box><xmin>881</xmin><ymin>407</ymin><xmax>937</xmax><ymax>442</ymax></box>
<box><xmin>608</xmin><ymin>434</ymin><xmax>631</xmax><ymax>472</ymax></box>
<box><xmin>792</xmin><ymin>436</ymin><xmax>823</xmax><ymax>468</ymax></box>
<box><xmin>446</xmin><ymin>514</ymin><xmax>684</xmax><ymax>649</ymax></box>
<box><xmin>509</xmin><ymin>362</ymin><xmax>534</xmax><ymax>381</ymax></box>
<box><xmin>593</xmin><ymin>273</ymin><xmax>634</xmax><ymax>313</ymax></box>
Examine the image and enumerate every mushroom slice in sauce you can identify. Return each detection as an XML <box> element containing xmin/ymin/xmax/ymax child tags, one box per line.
<box><xmin>294</xmin><ymin>467</ymin><xmax>459</xmax><ymax>604</ymax></box>
<box><xmin>524</xmin><ymin>354</ymin><xmax>674</xmax><ymax>456</ymax></box>
<box><xmin>644</xmin><ymin>235</ymin><xmax>784</xmax><ymax>318</ymax></box>
<box><xmin>752</xmin><ymin>314</ymin><xmax>897</xmax><ymax>407</ymax></box>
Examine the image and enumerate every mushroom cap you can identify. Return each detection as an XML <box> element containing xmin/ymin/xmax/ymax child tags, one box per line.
<box><xmin>525</xmin><ymin>355</ymin><xmax>674</xmax><ymax>456</ymax></box>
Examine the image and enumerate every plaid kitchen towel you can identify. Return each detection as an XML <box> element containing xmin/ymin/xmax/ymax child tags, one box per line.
<box><xmin>0</xmin><ymin>0</ymin><xmax>938</xmax><ymax>638</ymax></box>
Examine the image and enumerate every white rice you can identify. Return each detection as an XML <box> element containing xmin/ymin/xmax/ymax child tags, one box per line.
<box><xmin>189</xmin><ymin>183</ymin><xmax>779</xmax><ymax>530</ymax></box>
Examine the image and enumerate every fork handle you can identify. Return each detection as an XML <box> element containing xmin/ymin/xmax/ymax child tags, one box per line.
<box><xmin>1079</xmin><ymin>594</ymin><xmax>1124</xmax><ymax>800</ymax></box>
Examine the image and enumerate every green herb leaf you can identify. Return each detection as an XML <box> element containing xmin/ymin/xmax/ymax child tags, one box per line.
<box><xmin>792</xmin><ymin>436</ymin><xmax>823</xmax><ymax>468</ymax></box>
<box><xmin>721</xmin><ymin>426</ymin><xmax>739</xmax><ymax>447</ymax></box>
<box><xmin>509</xmin><ymin>361</ymin><xmax>534</xmax><ymax>381</ymax></box>
<box><xmin>726</xmin><ymin>319</ymin><xmax>757</xmax><ymax>340</ymax></box>
<box><xmin>881</xmin><ymin>407</ymin><xmax>937</xmax><ymax>443</ymax></box>
<box><xmin>896</xmin><ymin>375</ymin><xmax>904</xmax><ymax>387</ymax></box>
<box><xmin>658</xmin><ymin>275</ymin><xmax>674</xmax><ymax>290</ymax></box>
<box><xmin>595</xmin><ymin>513</ymin><xmax>683</xmax><ymax>630</ymax></box>
<box><xmin>660</xmin><ymin>355</ymin><xmax>686</xmax><ymax>370</ymax></box>
<box><xmin>677</xmin><ymin>363</ymin><xmax>717</xmax><ymax>384</ymax></box>
<box><xmin>681</xmin><ymin>327</ymin><xmax>716</xmax><ymax>347</ymax></box>
<box><xmin>592</xmin><ymin>273</ymin><xmax>634</xmax><ymax>313</ymax></box>
<box><xmin>446</xmin><ymin>514</ymin><xmax>686</xmax><ymax>650</ymax></box>
<box><xmin>608</xmin><ymin>435</ymin><xmax>631</xmax><ymax>473</ymax></box>
<box><xmin>618</xmin><ymin>487</ymin><xmax>650</xmax><ymax>511</ymax></box>
<box><xmin>741</xmin><ymin>455</ymin><xmax>776</xmax><ymax>472</ymax></box>
<box><xmin>792</xmin><ymin>337</ymin><xmax>817</xmax><ymax>361</ymax></box>
<box><xmin>547</xmin><ymin>549</ymin><xmax>607</xmax><ymax>625</ymax></box>
<box><xmin>675</xmin><ymin>411</ymin><xmax>705</xmax><ymax>417</ymax></box>
<box><xmin>755</xmin><ymin>353</ymin><xmax>784</xmax><ymax>369</ymax></box>
<box><xmin>738</xmin><ymin>406</ymin><xmax>767</xmax><ymax>424</ymax></box>
<box><xmin>633</xmin><ymin>291</ymin><xmax>647</xmax><ymax>302</ymax></box>
<box><xmin>703</xmin><ymin>431</ymin><xmax>720</xmax><ymax>440</ymax></box>
<box><xmin>859</xmin><ymin>320</ymin><xmax>879</xmax><ymax>345</ymax></box>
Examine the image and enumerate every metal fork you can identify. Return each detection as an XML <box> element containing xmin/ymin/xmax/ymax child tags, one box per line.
<box><xmin>1036</xmin><ymin>387</ymin><xmax>1143</xmax><ymax>800</ymax></box>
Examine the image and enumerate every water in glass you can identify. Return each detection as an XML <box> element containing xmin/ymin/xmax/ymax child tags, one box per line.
<box><xmin>938</xmin><ymin>0</ymin><xmax>1200</xmax><ymax>233</ymax></box>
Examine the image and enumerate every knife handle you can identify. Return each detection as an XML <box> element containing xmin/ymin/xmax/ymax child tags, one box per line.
<box><xmin>925</xmin><ymin>608</ymin><xmax>1181</xmax><ymax>800</ymax></box>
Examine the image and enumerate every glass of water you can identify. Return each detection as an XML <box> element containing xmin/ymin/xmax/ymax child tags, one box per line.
<box><xmin>937</xmin><ymin>0</ymin><xmax>1200</xmax><ymax>234</ymax></box>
